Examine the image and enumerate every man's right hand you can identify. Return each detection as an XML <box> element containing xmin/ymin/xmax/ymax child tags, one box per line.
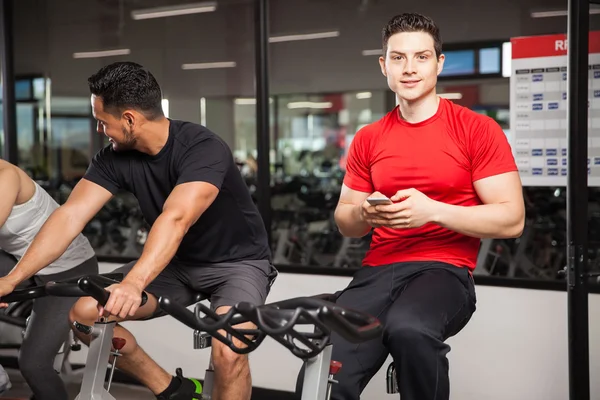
<box><xmin>0</xmin><ymin>277</ymin><xmax>17</xmax><ymax>308</ymax></box>
<box><xmin>334</xmin><ymin>184</ymin><xmax>379</xmax><ymax>238</ymax></box>
<box><xmin>359</xmin><ymin>191</ymin><xmax>390</xmax><ymax>228</ymax></box>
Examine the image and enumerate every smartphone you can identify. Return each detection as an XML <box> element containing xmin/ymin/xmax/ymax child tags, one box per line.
<box><xmin>367</xmin><ymin>197</ymin><xmax>393</xmax><ymax>206</ymax></box>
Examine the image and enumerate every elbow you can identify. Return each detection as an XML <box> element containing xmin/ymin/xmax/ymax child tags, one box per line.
<box><xmin>495</xmin><ymin>203</ymin><xmax>525</xmax><ymax>239</ymax></box>
<box><xmin>162</xmin><ymin>211</ymin><xmax>192</xmax><ymax>238</ymax></box>
<box><xmin>54</xmin><ymin>205</ymin><xmax>86</xmax><ymax>234</ymax></box>
<box><xmin>503</xmin><ymin>212</ymin><xmax>526</xmax><ymax>239</ymax></box>
<box><xmin>336</xmin><ymin>226</ymin><xmax>355</xmax><ymax>238</ymax></box>
<box><xmin>506</xmin><ymin>220</ymin><xmax>525</xmax><ymax>238</ymax></box>
<box><xmin>333</xmin><ymin>212</ymin><xmax>362</xmax><ymax>238</ymax></box>
<box><xmin>333</xmin><ymin>222</ymin><xmax>351</xmax><ymax>238</ymax></box>
<box><xmin>338</xmin><ymin>226</ymin><xmax>371</xmax><ymax>238</ymax></box>
<box><xmin>333</xmin><ymin>204</ymin><xmax>371</xmax><ymax>238</ymax></box>
<box><xmin>335</xmin><ymin>222</ymin><xmax>370</xmax><ymax>238</ymax></box>
<box><xmin>174</xmin><ymin>217</ymin><xmax>192</xmax><ymax>238</ymax></box>
<box><xmin>333</xmin><ymin>209</ymin><xmax>347</xmax><ymax>236</ymax></box>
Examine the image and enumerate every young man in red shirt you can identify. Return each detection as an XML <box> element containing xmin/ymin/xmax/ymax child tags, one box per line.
<box><xmin>329</xmin><ymin>13</ymin><xmax>525</xmax><ymax>400</ymax></box>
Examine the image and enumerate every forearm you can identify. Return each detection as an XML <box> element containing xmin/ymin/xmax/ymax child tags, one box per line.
<box><xmin>6</xmin><ymin>207</ymin><xmax>84</xmax><ymax>284</ymax></box>
<box><xmin>122</xmin><ymin>213</ymin><xmax>187</xmax><ymax>290</ymax></box>
<box><xmin>433</xmin><ymin>201</ymin><xmax>524</xmax><ymax>239</ymax></box>
<box><xmin>334</xmin><ymin>203</ymin><xmax>371</xmax><ymax>238</ymax></box>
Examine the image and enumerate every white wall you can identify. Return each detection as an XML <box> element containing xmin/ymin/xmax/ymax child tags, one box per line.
<box><xmin>65</xmin><ymin>262</ymin><xmax>600</xmax><ymax>399</ymax></box>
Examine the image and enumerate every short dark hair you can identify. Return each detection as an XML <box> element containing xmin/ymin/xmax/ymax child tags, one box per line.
<box><xmin>88</xmin><ymin>62</ymin><xmax>164</xmax><ymax>120</ymax></box>
<box><xmin>382</xmin><ymin>13</ymin><xmax>442</xmax><ymax>58</ymax></box>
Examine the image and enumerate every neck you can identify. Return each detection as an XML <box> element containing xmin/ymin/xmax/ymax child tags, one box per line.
<box><xmin>135</xmin><ymin>118</ymin><xmax>171</xmax><ymax>156</ymax></box>
<box><xmin>397</xmin><ymin>92</ymin><xmax>440</xmax><ymax>124</ymax></box>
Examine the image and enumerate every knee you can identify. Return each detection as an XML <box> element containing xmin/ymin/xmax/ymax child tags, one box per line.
<box><xmin>69</xmin><ymin>297</ymin><xmax>98</xmax><ymax>325</ymax></box>
<box><xmin>386</xmin><ymin>322</ymin><xmax>436</xmax><ymax>351</ymax></box>
<box><xmin>212</xmin><ymin>342</ymin><xmax>249</xmax><ymax>378</ymax></box>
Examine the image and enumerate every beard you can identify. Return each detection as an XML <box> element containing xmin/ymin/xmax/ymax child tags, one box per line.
<box><xmin>111</xmin><ymin>126</ymin><xmax>137</xmax><ymax>152</ymax></box>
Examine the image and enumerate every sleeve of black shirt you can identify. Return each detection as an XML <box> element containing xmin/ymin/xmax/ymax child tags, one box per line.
<box><xmin>176</xmin><ymin>137</ymin><xmax>232</xmax><ymax>190</ymax></box>
<box><xmin>82</xmin><ymin>147</ymin><xmax>121</xmax><ymax>194</ymax></box>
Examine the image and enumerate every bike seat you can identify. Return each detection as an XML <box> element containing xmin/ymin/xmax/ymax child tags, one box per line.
<box><xmin>194</xmin><ymin>293</ymin><xmax>209</xmax><ymax>303</ymax></box>
<box><xmin>312</xmin><ymin>292</ymin><xmax>338</xmax><ymax>303</ymax></box>
<box><xmin>99</xmin><ymin>272</ymin><xmax>124</xmax><ymax>281</ymax></box>
<box><xmin>62</xmin><ymin>272</ymin><xmax>124</xmax><ymax>285</ymax></box>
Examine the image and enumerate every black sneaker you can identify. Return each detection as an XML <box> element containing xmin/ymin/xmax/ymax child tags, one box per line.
<box><xmin>157</xmin><ymin>368</ymin><xmax>204</xmax><ymax>400</ymax></box>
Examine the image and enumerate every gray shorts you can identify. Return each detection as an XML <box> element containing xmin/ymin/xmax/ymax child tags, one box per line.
<box><xmin>113</xmin><ymin>258</ymin><xmax>278</xmax><ymax>318</ymax></box>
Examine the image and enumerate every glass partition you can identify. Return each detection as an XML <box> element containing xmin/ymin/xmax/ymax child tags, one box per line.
<box><xmin>267</xmin><ymin>91</ymin><xmax>387</xmax><ymax>268</ymax></box>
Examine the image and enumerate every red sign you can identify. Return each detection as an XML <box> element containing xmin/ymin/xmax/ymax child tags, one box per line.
<box><xmin>511</xmin><ymin>31</ymin><xmax>600</xmax><ymax>59</ymax></box>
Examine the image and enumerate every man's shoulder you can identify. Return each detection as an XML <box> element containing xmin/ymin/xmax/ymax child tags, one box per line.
<box><xmin>92</xmin><ymin>143</ymin><xmax>117</xmax><ymax>162</ymax></box>
<box><xmin>92</xmin><ymin>143</ymin><xmax>138</xmax><ymax>166</ymax></box>
<box><xmin>442</xmin><ymin>99</ymin><xmax>497</xmax><ymax>130</ymax></box>
<box><xmin>170</xmin><ymin>119</ymin><xmax>229</xmax><ymax>152</ymax></box>
<box><xmin>354</xmin><ymin>110</ymin><xmax>393</xmax><ymax>141</ymax></box>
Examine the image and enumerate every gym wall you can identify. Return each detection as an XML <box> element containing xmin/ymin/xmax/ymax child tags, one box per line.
<box><xmin>13</xmin><ymin>0</ymin><xmax>596</xmax><ymax>98</ymax></box>
<box><xmin>68</xmin><ymin>261</ymin><xmax>600</xmax><ymax>400</ymax></box>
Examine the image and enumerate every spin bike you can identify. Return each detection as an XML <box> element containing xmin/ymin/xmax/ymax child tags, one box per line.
<box><xmin>44</xmin><ymin>274</ymin><xmax>384</xmax><ymax>400</ymax></box>
<box><xmin>43</xmin><ymin>273</ymin><xmax>149</xmax><ymax>400</ymax></box>
<box><xmin>0</xmin><ymin>272</ymin><xmax>126</xmax><ymax>381</ymax></box>
<box><xmin>157</xmin><ymin>292</ymin><xmax>383</xmax><ymax>400</ymax></box>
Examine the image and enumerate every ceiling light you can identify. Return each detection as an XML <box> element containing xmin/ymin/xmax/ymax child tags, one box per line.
<box><xmin>362</xmin><ymin>49</ymin><xmax>382</xmax><ymax>56</ymax></box>
<box><xmin>502</xmin><ymin>41</ymin><xmax>512</xmax><ymax>78</ymax></box>
<box><xmin>269</xmin><ymin>31</ymin><xmax>339</xmax><ymax>43</ymax></box>
<box><xmin>356</xmin><ymin>92</ymin><xmax>372</xmax><ymax>99</ymax></box>
<box><xmin>161</xmin><ymin>99</ymin><xmax>169</xmax><ymax>118</ymax></box>
<box><xmin>132</xmin><ymin>2</ymin><xmax>217</xmax><ymax>20</ymax></box>
<box><xmin>438</xmin><ymin>92</ymin><xmax>463</xmax><ymax>100</ymax></box>
<box><xmin>73</xmin><ymin>49</ymin><xmax>131</xmax><ymax>59</ymax></box>
<box><xmin>234</xmin><ymin>98</ymin><xmax>274</xmax><ymax>105</ymax></box>
<box><xmin>200</xmin><ymin>97</ymin><xmax>206</xmax><ymax>126</ymax></box>
<box><xmin>287</xmin><ymin>101</ymin><xmax>333</xmax><ymax>109</ymax></box>
<box><xmin>182</xmin><ymin>61</ymin><xmax>236</xmax><ymax>70</ymax></box>
<box><xmin>235</xmin><ymin>98</ymin><xmax>257</xmax><ymax>105</ymax></box>
<box><xmin>531</xmin><ymin>7</ymin><xmax>600</xmax><ymax>17</ymax></box>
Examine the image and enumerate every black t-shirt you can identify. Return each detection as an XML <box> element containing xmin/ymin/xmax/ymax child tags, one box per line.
<box><xmin>83</xmin><ymin>119</ymin><xmax>271</xmax><ymax>265</ymax></box>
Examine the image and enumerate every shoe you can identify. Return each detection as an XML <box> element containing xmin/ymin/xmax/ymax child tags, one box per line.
<box><xmin>0</xmin><ymin>364</ymin><xmax>11</xmax><ymax>394</ymax></box>
<box><xmin>157</xmin><ymin>368</ymin><xmax>203</xmax><ymax>400</ymax></box>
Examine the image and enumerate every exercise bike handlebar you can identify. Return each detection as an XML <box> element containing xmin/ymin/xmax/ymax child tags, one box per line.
<box><xmin>1</xmin><ymin>273</ymin><xmax>126</xmax><ymax>303</ymax></box>
<box><xmin>44</xmin><ymin>274</ymin><xmax>148</xmax><ymax>307</ymax></box>
<box><xmin>158</xmin><ymin>293</ymin><xmax>382</xmax><ymax>359</ymax></box>
<box><xmin>0</xmin><ymin>285</ymin><xmax>48</xmax><ymax>303</ymax></box>
<box><xmin>260</xmin><ymin>296</ymin><xmax>381</xmax><ymax>342</ymax></box>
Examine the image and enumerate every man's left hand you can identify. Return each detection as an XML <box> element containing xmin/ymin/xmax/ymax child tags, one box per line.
<box><xmin>0</xmin><ymin>278</ymin><xmax>17</xmax><ymax>309</ymax></box>
<box><xmin>100</xmin><ymin>281</ymin><xmax>144</xmax><ymax>319</ymax></box>
<box><xmin>372</xmin><ymin>188</ymin><xmax>440</xmax><ymax>229</ymax></box>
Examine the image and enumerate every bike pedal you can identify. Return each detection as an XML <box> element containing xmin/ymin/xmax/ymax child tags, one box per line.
<box><xmin>72</xmin><ymin>320</ymin><xmax>92</xmax><ymax>335</ymax></box>
<box><xmin>194</xmin><ymin>331</ymin><xmax>212</xmax><ymax>349</ymax></box>
<box><xmin>386</xmin><ymin>362</ymin><xmax>398</xmax><ymax>394</ymax></box>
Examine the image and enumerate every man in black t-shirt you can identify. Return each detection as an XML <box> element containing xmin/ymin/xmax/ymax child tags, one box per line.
<box><xmin>2</xmin><ymin>62</ymin><xmax>277</xmax><ymax>400</ymax></box>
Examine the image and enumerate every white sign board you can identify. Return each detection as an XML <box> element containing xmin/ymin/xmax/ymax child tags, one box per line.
<box><xmin>510</xmin><ymin>31</ymin><xmax>600</xmax><ymax>186</ymax></box>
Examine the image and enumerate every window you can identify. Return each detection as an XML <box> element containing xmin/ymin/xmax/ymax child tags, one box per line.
<box><xmin>479</xmin><ymin>47</ymin><xmax>501</xmax><ymax>74</ymax></box>
<box><xmin>440</xmin><ymin>50</ymin><xmax>476</xmax><ymax>77</ymax></box>
<box><xmin>230</xmin><ymin>90</ymin><xmax>390</xmax><ymax>268</ymax></box>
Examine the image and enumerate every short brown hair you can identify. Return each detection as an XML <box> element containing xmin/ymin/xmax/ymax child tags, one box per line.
<box><xmin>382</xmin><ymin>13</ymin><xmax>442</xmax><ymax>58</ymax></box>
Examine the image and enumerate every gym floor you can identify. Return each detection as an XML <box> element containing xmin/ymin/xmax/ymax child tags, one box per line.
<box><xmin>0</xmin><ymin>362</ymin><xmax>295</xmax><ymax>400</ymax></box>
<box><xmin>2</xmin><ymin>367</ymin><xmax>155</xmax><ymax>399</ymax></box>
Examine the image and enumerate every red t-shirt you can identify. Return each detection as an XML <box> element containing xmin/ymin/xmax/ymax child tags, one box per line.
<box><xmin>343</xmin><ymin>98</ymin><xmax>518</xmax><ymax>271</ymax></box>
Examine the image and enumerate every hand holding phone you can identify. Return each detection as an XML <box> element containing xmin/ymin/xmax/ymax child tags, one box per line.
<box><xmin>366</xmin><ymin>196</ymin><xmax>393</xmax><ymax>206</ymax></box>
